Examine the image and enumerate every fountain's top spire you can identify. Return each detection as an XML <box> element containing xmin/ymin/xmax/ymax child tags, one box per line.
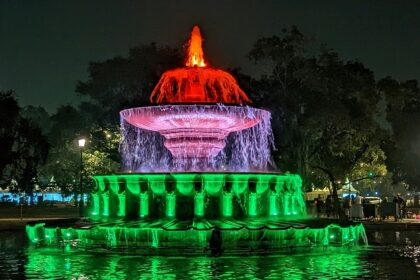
<box><xmin>149</xmin><ymin>25</ymin><xmax>251</xmax><ymax>105</ymax></box>
<box><xmin>185</xmin><ymin>26</ymin><xmax>206</xmax><ymax>67</ymax></box>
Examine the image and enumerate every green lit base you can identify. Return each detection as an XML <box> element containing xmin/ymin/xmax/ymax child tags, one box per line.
<box><xmin>26</xmin><ymin>218</ymin><xmax>367</xmax><ymax>254</ymax></box>
<box><xmin>27</xmin><ymin>172</ymin><xmax>367</xmax><ymax>254</ymax></box>
<box><xmin>90</xmin><ymin>172</ymin><xmax>306</xmax><ymax>219</ymax></box>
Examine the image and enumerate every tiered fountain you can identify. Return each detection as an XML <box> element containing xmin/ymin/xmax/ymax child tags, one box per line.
<box><xmin>26</xmin><ymin>26</ymin><xmax>366</xmax><ymax>254</ymax></box>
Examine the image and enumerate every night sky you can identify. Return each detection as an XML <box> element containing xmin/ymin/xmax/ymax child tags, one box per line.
<box><xmin>1</xmin><ymin>0</ymin><xmax>420</xmax><ymax>111</ymax></box>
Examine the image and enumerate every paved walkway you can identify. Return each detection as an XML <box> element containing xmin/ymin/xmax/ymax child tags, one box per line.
<box><xmin>362</xmin><ymin>218</ymin><xmax>420</xmax><ymax>230</ymax></box>
<box><xmin>372</xmin><ymin>218</ymin><xmax>420</xmax><ymax>223</ymax></box>
<box><xmin>0</xmin><ymin>217</ymin><xmax>73</xmax><ymax>221</ymax></box>
<box><xmin>0</xmin><ymin>217</ymin><xmax>77</xmax><ymax>230</ymax></box>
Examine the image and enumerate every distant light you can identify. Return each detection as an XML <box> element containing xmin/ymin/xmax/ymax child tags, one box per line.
<box><xmin>106</xmin><ymin>133</ymin><xmax>111</xmax><ymax>139</ymax></box>
<box><xmin>375</xmin><ymin>192</ymin><xmax>378</xmax><ymax>195</ymax></box>
<box><xmin>329</xmin><ymin>235</ymin><xmax>335</xmax><ymax>239</ymax></box>
<box><xmin>78</xmin><ymin>138</ymin><xmax>86</xmax><ymax>147</ymax></box>
<box><xmin>66</xmin><ymin>233</ymin><xmax>71</xmax><ymax>237</ymax></box>
<box><xmin>45</xmin><ymin>235</ymin><xmax>50</xmax><ymax>238</ymax></box>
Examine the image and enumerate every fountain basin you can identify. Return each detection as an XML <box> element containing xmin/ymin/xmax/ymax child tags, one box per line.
<box><xmin>26</xmin><ymin>218</ymin><xmax>367</xmax><ymax>254</ymax></box>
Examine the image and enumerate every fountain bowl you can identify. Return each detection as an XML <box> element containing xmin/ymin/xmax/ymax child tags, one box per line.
<box><xmin>120</xmin><ymin>105</ymin><xmax>270</xmax><ymax>159</ymax></box>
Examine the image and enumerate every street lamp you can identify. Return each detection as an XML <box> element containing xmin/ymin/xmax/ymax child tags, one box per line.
<box><xmin>105</xmin><ymin>133</ymin><xmax>112</xmax><ymax>171</ymax></box>
<box><xmin>78</xmin><ymin>138</ymin><xmax>86</xmax><ymax>148</ymax></box>
<box><xmin>78</xmin><ymin>138</ymin><xmax>86</xmax><ymax>217</ymax></box>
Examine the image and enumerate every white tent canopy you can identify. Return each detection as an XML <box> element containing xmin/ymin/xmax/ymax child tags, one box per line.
<box><xmin>305</xmin><ymin>187</ymin><xmax>330</xmax><ymax>201</ymax></box>
<box><xmin>338</xmin><ymin>185</ymin><xmax>359</xmax><ymax>195</ymax></box>
<box><xmin>338</xmin><ymin>178</ymin><xmax>359</xmax><ymax>197</ymax></box>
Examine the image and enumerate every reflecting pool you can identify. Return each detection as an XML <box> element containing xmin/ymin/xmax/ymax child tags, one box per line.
<box><xmin>0</xmin><ymin>230</ymin><xmax>419</xmax><ymax>279</ymax></box>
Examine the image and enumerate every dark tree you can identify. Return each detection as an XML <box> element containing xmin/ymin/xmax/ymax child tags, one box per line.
<box><xmin>76</xmin><ymin>43</ymin><xmax>182</xmax><ymax>126</ymax></box>
<box><xmin>0</xmin><ymin>90</ymin><xmax>21</xmax><ymax>178</ymax></box>
<box><xmin>247</xmin><ymin>27</ymin><xmax>385</xmax><ymax>216</ymax></box>
<box><xmin>380</xmin><ymin>77</ymin><xmax>420</xmax><ymax>190</ymax></box>
<box><xmin>0</xmin><ymin>91</ymin><xmax>49</xmax><ymax>193</ymax></box>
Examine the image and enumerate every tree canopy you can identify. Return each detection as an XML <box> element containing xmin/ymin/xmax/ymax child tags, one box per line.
<box><xmin>0</xmin><ymin>91</ymin><xmax>49</xmax><ymax>193</ymax></box>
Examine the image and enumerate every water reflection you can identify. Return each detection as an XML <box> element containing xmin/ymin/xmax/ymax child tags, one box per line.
<box><xmin>20</xmin><ymin>247</ymin><xmax>395</xmax><ymax>279</ymax></box>
<box><xmin>0</xmin><ymin>230</ymin><xmax>419</xmax><ymax>279</ymax></box>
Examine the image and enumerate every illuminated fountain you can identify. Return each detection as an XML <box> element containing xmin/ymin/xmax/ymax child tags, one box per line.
<box><xmin>26</xmin><ymin>26</ymin><xmax>367</xmax><ymax>254</ymax></box>
<box><xmin>120</xmin><ymin>26</ymin><xmax>272</xmax><ymax>172</ymax></box>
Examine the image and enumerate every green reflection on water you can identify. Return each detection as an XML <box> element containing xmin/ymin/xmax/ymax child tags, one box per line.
<box><xmin>24</xmin><ymin>247</ymin><xmax>370</xmax><ymax>279</ymax></box>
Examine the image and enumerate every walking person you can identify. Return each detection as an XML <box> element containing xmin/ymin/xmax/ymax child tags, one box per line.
<box><xmin>353</xmin><ymin>193</ymin><xmax>364</xmax><ymax>220</ymax></box>
<box><xmin>343</xmin><ymin>196</ymin><xmax>352</xmax><ymax>219</ymax></box>
<box><xmin>325</xmin><ymin>195</ymin><xmax>333</xmax><ymax>218</ymax></box>
<box><xmin>394</xmin><ymin>193</ymin><xmax>405</xmax><ymax>220</ymax></box>
<box><xmin>380</xmin><ymin>196</ymin><xmax>389</xmax><ymax>220</ymax></box>
<box><xmin>315</xmin><ymin>195</ymin><xmax>324</xmax><ymax>218</ymax></box>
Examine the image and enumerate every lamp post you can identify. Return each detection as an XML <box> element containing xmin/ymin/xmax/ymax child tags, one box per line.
<box><xmin>106</xmin><ymin>133</ymin><xmax>111</xmax><ymax>171</ymax></box>
<box><xmin>78</xmin><ymin>138</ymin><xmax>86</xmax><ymax>217</ymax></box>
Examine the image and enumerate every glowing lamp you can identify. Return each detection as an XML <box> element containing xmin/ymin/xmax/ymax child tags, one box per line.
<box><xmin>78</xmin><ymin>138</ymin><xmax>86</xmax><ymax>148</ymax></box>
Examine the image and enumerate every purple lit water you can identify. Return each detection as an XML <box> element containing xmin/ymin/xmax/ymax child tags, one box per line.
<box><xmin>120</xmin><ymin>105</ymin><xmax>274</xmax><ymax>172</ymax></box>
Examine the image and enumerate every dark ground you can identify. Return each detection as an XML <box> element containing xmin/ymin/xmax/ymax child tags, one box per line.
<box><xmin>0</xmin><ymin>206</ymin><xmax>78</xmax><ymax>230</ymax></box>
<box><xmin>1</xmin><ymin>206</ymin><xmax>420</xmax><ymax>232</ymax></box>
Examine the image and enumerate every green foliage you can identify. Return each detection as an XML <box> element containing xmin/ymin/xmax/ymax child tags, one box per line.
<box><xmin>40</xmin><ymin>126</ymin><xmax>120</xmax><ymax>195</ymax></box>
<box><xmin>39</xmin><ymin>141</ymin><xmax>80</xmax><ymax>195</ymax></box>
<box><xmin>349</xmin><ymin>145</ymin><xmax>387</xmax><ymax>191</ymax></box>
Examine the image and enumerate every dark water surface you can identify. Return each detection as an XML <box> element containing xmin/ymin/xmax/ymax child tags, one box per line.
<box><xmin>0</xmin><ymin>230</ymin><xmax>419</xmax><ymax>279</ymax></box>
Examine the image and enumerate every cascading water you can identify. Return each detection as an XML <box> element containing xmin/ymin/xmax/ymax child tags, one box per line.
<box><xmin>120</xmin><ymin>104</ymin><xmax>274</xmax><ymax>171</ymax></box>
<box><xmin>26</xmin><ymin>25</ymin><xmax>367</xmax><ymax>254</ymax></box>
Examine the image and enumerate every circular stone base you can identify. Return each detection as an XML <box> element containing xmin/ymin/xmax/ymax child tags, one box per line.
<box><xmin>26</xmin><ymin>218</ymin><xmax>367</xmax><ymax>255</ymax></box>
